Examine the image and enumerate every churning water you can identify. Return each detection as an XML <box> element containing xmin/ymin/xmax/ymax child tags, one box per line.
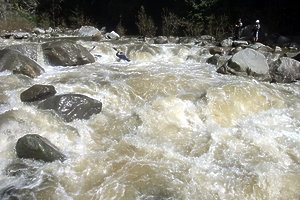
<box><xmin>0</xmin><ymin>38</ymin><xmax>300</xmax><ymax>200</ymax></box>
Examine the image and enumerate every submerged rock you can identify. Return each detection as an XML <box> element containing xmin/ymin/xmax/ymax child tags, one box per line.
<box><xmin>16</xmin><ymin>134</ymin><xmax>66</xmax><ymax>162</ymax></box>
<box><xmin>0</xmin><ymin>49</ymin><xmax>44</xmax><ymax>78</ymax></box>
<box><xmin>42</xmin><ymin>41</ymin><xmax>95</xmax><ymax>66</ymax></box>
<box><xmin>269</xmin><ymin>57</ymin><xmax>300</xmax><ymax>83</ymax></box>
<box><xmin>20</xmin><ymin>84</ymin><xmax>56</xmax><ymax>102</ymax></box>
<box><xmin>38</xmin><ymin>94</ymin><xmax>102</xmax><ymax>122</ymax></box>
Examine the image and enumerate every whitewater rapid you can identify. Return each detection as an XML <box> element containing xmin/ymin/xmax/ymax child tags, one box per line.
<box><xmin>0</xmin><ymin>38</ymin><xmax>299</xmax><ymax>200</ymax></box>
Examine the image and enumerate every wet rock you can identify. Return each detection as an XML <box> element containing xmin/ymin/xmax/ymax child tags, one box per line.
<box><xmin>13</xmin><ymin>32</ymin><xmax>31</xmax><ymax>39</ymax></box>
<box><xmin>38</xmin><ymin>94</ymin><xmax>102</xmax><ymax>122</ymax></box>
<box><xmin>6</xmin><ymin>43</ymin><xmax>39</xmax><ymax>61</ymax></box>
<box><xmin>209</xmin><ymin>47</ymin><xmax>225</xmax><ymax>55</ymax></box>
<box><xmin>274</xmin><ymin>46</ymin><xmax>282</xmax><ymax>53</ymax></box>
<box><xmin>0</xmin><ymin>49</ymin><xmax>44</xmax><ymax>78</ymax></box>
<box><xmin>42</xmin><ymin>41</ymin><xmax>95</xmax><ymax>66</ymax></box>
<box><xmin>207</xmin><ymin>55</ymin><xmax>231</xmax><ymax>67</ymax></box>
<box><xmin>5</xmin><ymin>160</ymin><xmax>36</xmax><ymax>177</ymax></box>
<box><xmin>232</xmin><ymin>40</ymin><xmax>248</xmax><ymax>47</ymax></box>
<box><xmin>207</xmin><ymin>55</ymin><xmax>220</xmax><ymax>65</ymax></box>
<box><xmin>105</xmin><ymin>31</ymin><xmax>120</xmax><ymax>40</ymax></box>
<box><xmin>154</xmin><ymin>36</ymin><xmax>168</xmax><ymax>44</ymax></box>
<box><xmin>217</xmin><ymin>48</ymin><xmax>271</xmax><ymax>81</ymax></box>
<box><xmin>0</xmin><ymin>185</ymin><xmax>19</xmax><ymax>200</ymax></box>
<box><xmin>220</xmin><ymin>38</ymin><xmax>233</xmax><ymax>47</ymax></box>
<box><xmin>250</xmin><ymin>42</ymin><xmax>273</xmax><ymax>53</ymax></box>
<box><xmin>33</xmin><ymin>27</ymin><xmax>46</xmax><ymax>35</ymax></box>
<box><xmin>20</xmin><ymin>84</ymin><xmax>56</xmax><ymax>102</ymax></box>
<box><xmin>78</xmin><ymin>26</ymin><xmax>102</xmax><ymax>37</ymax></box>
<box><xmin>16</xmin><ymin>134</ymin><xmax>66</xmax><ymax>162</ymax></box>
<box><xmin>200</xmin><ymin>35</ymin><xmax>215</xmax><ymax>41</ymax></box>
<box><xmin>292</xmin><ymin>52</ymin><xmax>300</xmax><ymax>62</ymax></box>
<box><xmin>168</xmin><ymin>36</ymin><xmax>180</xmax><ymax>43</ymax></box>
<box><xmin>269</xmin><ymin>57</ymin><xmax>300</xmax><ymax>83</ymax></box>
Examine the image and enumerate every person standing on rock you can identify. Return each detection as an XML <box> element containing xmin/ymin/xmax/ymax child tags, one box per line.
<box><xmin>252</xmin><ymin>19</ymin><xmax>260</xmax><ymax>42</ymax></box>
<box><xmin>235</xmin><ymin>18</ymin><xmax>243</xmax><ymax>40</ymax></box>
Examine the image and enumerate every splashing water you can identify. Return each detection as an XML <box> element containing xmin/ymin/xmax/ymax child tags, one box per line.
<box><xmin>0</xmin><ymin>38</ymin><xmax>299</xmax><ymax>200</ymax></box>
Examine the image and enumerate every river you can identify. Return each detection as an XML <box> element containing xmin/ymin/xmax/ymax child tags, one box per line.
<box><xmin>0</xmin><ymin>37</ymin><xmax>300</xmax><ymax>200</ymax></box>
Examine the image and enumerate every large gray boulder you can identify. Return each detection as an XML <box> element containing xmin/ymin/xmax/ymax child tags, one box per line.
<box><xmin>217</xmin><ymin>48</ymin><xmax>271</xmax><ymax>81</ymax></box>
<box><xmin>6</xmin><ymin>43</ymin><xmax>39</xmax><ymax>61</ymax></box>
<box><xmin>269</xmin><ymin>57</ymin><xmax>300</xmax><ymax>83</ymax></box>
<box><xmin>0</xmin><ymin>49</ymin><xmax>44</xmax><ymax>78</ymax></box>
<box><xmin>42</xmin><ymin>41</ymin><xmax>95</xmax><ymax>66</ymax></box>
<box><xmin>20</xmin><ymin>84</ymin><xmax>56</xmax><ymax>102</ymax></box>
<box><xmin>16</xmin><ymin>134</ymin><xmax>66</xmax><ymax>162</ymax></box>
<box><xmin>38</xmin><ymin>94</ymin><xmax>102</xmax><ymax>122</ymax></box>
<box><xmin>78</xmin><ymin>26</ymin><xmax>102</xmax><ymax>37</ymax></box>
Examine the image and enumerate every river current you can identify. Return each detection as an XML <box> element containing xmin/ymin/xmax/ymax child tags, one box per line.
<box><xmin>0</xmin><ymin>38</ymin><xmax>299</xmax><ymax>200</ymax></box>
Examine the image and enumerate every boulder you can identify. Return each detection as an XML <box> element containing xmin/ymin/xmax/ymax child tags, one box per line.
<box><xmin>33</xmin><ymin>27</ymin><xmax>46</xmax><ymax>35</ymax></box>
<box><xmin>292</xmin><ymin>52</ymin><xmax>300</xmax><ymax>62</ymax></box>
<box><xmin>209</xmin><ymin>47</ymin><xmax>225</xmax><ymax>55</ymax></box>
<box><xmin>220</xmin><ymin>38</ymin><xmax>233</xmax><ymax>47</ymax></box>
<box><xmin>78</xmin><ymin>26</ymin><xmax>102</xmax><ymax>37</ymax></box>
<box><xmin>6</xmin><ymin>43</ymin><xmax>39</xmax><ymax>61</ymax></box>
<box><xmin>16</xmin><ymin>134</ymin><xmax>66</xmax><ymax>162</ymax></box>
<box><xmin>20</xmin><ymin>84</ymin><xmax>56</xmax><ymax>102</ymax></box>
<box><xmin>42</xmin><ymin>41</ymin><xmax>95</xmax><ymax>66</ymax></box>
<box><xmin>154</xmin><ymin>36</ymin><xmax>168</xmax><ymax>44</ymax></box>
<box><xmin>12</xmin><ymin>32</ymin><xmax>31</xmax><ymax>39</ymax></box>
<box><xmin>38</xmin><ymin>94</ymin><xmax>102</xmax><ymax>122</ymax></box>
<box><xmin>207</xmin><ymin>55</ymin><xmax>220</xmax><ymax>65</ymax></box>
<box><xmin>269</xmin><ymin>57</ymin><xmax>300</xmax><ymax>83</ymax></box>
<box><xmin>232</xmin><ymin>40</ymin><xmax>248</xmax><ymax>47</ymax></box>
<box><xmin>217</xmin><ymin>48</ymin><xmax>271</xmax><ymax>81</ymax></box>
<box><xmin>0</xmin><ymin>49</ymin><xmax>44</xmax><ymax>78</ymax></box>
<box><xmin>207</xmin><ymin>55</ymin><xmax>231</xmax><ymax>67</ymax></box>
<box><xmin>105</xmin><ymin>31</ymin><xmax>120</xmax><ymax>40</ymax></box>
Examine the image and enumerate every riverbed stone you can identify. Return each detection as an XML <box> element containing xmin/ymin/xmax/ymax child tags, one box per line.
<box><xmin>269</xmin><ymin>57</ymin><xmax>300</xmax><ymax>83</ymax></box>
<box><xmin>38</xmin><ymin>94</ymin><xmax>102</xmax><ymax>122</ymax></box>
<box><xmin>16</xmin><ymin>134</ymin><xmax>66</xmax><ymax>162</ymax></box>
<box><xmin>20</xmin><ymin>84</ymin><xmax>56</xmax><ymax>102</ymax></box>
<box><xmin>0</xmin><ymin>49</ymin><xmax>44</xmax><ymax>78</ymax></box>
<box><xmin>42</xmin><ymin>41</ymin><xmax>95</xmax><ymax>66</ymax></box>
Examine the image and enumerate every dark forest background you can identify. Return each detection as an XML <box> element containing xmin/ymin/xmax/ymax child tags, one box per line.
<box><xmin>0</xmin><ymin>0</ymin><xmax>299</xmax><ymax>38</ymax></box>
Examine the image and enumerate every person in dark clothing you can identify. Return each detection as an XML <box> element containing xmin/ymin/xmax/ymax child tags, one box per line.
<box><xmin>252</xmin><ymin>20</ymin><xmax>261</xmax><ymax>42</ymax></box>
<box><xmin>235</xmin><ymin>18</ymin><xmax>243</xmax><ymax>40</ymax></box>
<box><xmin>115</xmin><ymin>49</ymin><xmax>130</xmax><ymax>62</ymax></box>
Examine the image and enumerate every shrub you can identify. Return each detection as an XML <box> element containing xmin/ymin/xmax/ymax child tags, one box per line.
<box><xmin>116</xmin><ymin>15</ymin><xmax>126</xmax><ymax>36</ymax></box>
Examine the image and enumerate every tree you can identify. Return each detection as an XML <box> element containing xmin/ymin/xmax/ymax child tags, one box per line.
<box><xmin>136</xmin><ymin>6</ymin><xmax>157</xmax><ymax>37</ymax></box>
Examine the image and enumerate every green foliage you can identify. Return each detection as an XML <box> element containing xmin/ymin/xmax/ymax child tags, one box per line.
<box><xmin>136</xmin><ymin>6</ymin><xmax>157</xmax><ymax>37</ymax></box>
